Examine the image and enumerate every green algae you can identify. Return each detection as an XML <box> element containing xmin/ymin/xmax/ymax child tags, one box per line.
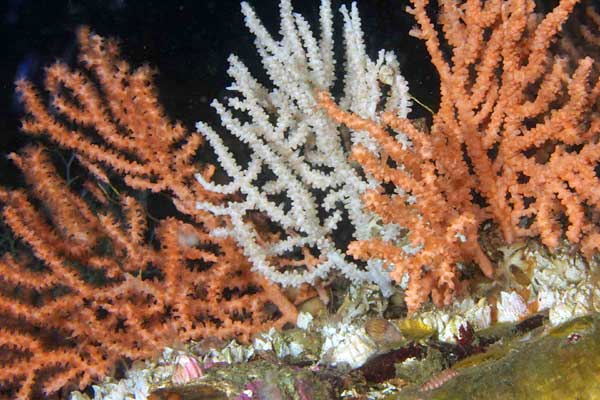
<box><xmin>388</xmin><ymin>314</ymin><xmax>600</xmax><ymax>399</ymax></box>
<box><xmin>199</xmin><ymin>359</ymin><xmax>334</xmax><ymax>399</ymax></box>
<box><xmin>395</xmin><ymin>348</ymin><xmax>446</xmax><ymax>387</ymax></box>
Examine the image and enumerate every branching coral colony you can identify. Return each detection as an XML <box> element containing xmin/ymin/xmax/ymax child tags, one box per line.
<box><xmin>320</xmin><ymin>0</ymin><xmax>600</xmax><ymax>311</ymax></box>
<box><xmin>194</xmin><ymin>0</ymin><xmax>411</xmax><ymax>294</ymax></box>
<box><xmin>2</xmin><ymin>0</ymin><xmax>599</xmax><ymax>398</ymax></box>
<box><xmin>4</xmin><ymin>27</ymin><xmax>297</xmax><ymax>399</ymax></box>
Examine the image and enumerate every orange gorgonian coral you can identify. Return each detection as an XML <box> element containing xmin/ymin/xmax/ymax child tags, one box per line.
<box><xmin>1</xmin><ymin>27</ymin><xmax>297</xmax><ymax>399</ymax></box>
<box><xmin>320</xmin><ymin>0</ymin><xmax>600</xmax><ymax>311</ymax></box>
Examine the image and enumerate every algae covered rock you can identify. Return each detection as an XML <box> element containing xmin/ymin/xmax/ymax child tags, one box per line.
<box><xmin>390</xmin><ymin>315</ymin><xmax>600</xmax><ymax>399</ymax></box>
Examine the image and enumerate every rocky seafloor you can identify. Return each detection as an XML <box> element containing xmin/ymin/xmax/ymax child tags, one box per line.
<box><xmin>70</xmin><ymin>240</ymin><xmax>600</xmax><ymax>400</ymax></box>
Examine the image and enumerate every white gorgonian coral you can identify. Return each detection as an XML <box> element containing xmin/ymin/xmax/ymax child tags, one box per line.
<box><xmin>195</xmin><ymin>0</ymin><xmax>412</xmax><ymax>293</ymax></box>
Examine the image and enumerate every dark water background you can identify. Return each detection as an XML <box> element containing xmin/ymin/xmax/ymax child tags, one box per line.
<box><xmin>0</xmin><ymin>0</ymin><xmax>440</xmax><ymax>184</ymax></box>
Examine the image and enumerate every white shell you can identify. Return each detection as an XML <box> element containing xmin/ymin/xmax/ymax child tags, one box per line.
<box><xmin>320</xmin><ymin>323</ymin><xmax>378</xmax><ymax>368</ymax></box>
<box><xmin>415</xmin><ymin>298</ymin><xmax>491</xmax><ymax>343</ymax></box>
<box><xmin>497</xmin><ymin>291</ymin><xmax>528</xmax><ymax>323</ymax></box>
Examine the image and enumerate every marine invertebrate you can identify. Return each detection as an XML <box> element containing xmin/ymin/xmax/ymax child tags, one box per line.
<box><xmin>3</xmin><ymin>26</ymin><xmax>297</xmax><ymax>399</ymax></box>
<box><xmin>419</xmin><ymin>369</ymin><xmax>459</xmax><ymax>392</ymax></box>
<box><xmin>172</xmin><ymin>355</ymin><xmax>203</xmax><ymax>385</ymax></box>
<box><xmin>194</xmin><ymin>0</ymin><xmax>411</xmax><ymax>292</ymax></box>
<box><xmin>5</xmin><ymin>0</ymin><xmax>600</xmax><ymax>397</ymax></box>
<box><xmin>320</xmin><ymin>0</ymin><xmax>600</xmax><ymax>311</ymax></box>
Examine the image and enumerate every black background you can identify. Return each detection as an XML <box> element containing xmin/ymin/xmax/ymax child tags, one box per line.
<box><xmin>0</xmin><ymin>0</ymin><xmax>438</xmax><ymax>183</ymax></box>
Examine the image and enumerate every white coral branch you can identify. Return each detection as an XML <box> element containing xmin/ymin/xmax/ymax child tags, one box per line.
<box><xmin>194</xmin><ymin>0</ymin><xmax>412</xmax><ymax>293</ymax></box>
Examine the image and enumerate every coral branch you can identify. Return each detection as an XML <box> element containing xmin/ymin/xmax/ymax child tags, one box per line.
<box><xmin>320</xmin><ymin>0</ymin><xmax>600</xmax><ymax>311</ymax></box>
<box><xmin>3</xmin><ymin>27</ymin><xmax>297</xmax><ymax>398</ymax></box>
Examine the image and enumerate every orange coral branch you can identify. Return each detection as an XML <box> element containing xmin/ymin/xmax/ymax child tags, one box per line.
<box><xmin>3</xmin><ymin>27</ymin><xmax>297</xmax><ymax>399</ymax></box>
<box><xmin>320</xmin><ymin>0</ymin><xmax>599</xmax><ymax>311</ymax></box>
<box><xmin>15</xmin><ymin>27</ymin><xmax>217</xmax><ymax>219</ymax></box>
<box><xmin>319</xmin><ymin>92</ymin><xmax>488</xmax><ymax>312</ymax></box>
<box><xmin>0</xmin><ymin>147</ymin><xmax>297</xmax><ymax>398</ymax></box>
